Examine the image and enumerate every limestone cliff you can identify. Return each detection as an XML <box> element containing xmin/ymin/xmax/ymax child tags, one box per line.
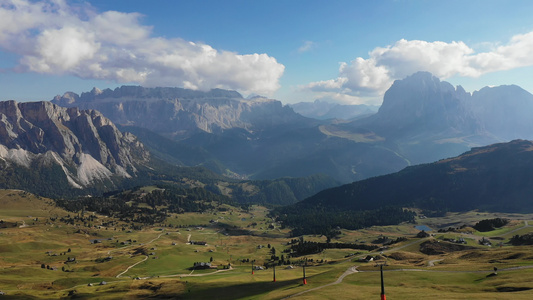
<box><xmin>0</xmin><ymin>100</ymin><xmax>150</xmax><ymax>188</ymax></box>
<box><xmin>51</xmin><ymin>86</ymin><xmax>308</xmax><ymax>139</ymax></box>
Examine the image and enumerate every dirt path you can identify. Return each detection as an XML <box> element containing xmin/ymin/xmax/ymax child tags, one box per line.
<box><xmin>116</xmin><ymin>256</ymin><xmax>148</xmax><ymax>278</ymax></box>
<box><xmin>459</xmin><ymin>220</ymin><xmax>531</xmax><ymax>242</ymax></box>
<box><xmin>502</xmin><ymin>220</ymin><xmax>530</xmax><ymax>237</ymax></box>
<box><xmin>113</xmin><ymin>232</ymin><xmax>167</xmax><ymax>277</ymax></box>
<box><xmin>428</xmin><ymin>259</ymin><xmax>443</xmax><ymax>267</ymax></box>
<box><xmin>157</xmin><ymin>267</ymin><xmax>234</xmax><ymax>279</ymax></box>
<box><xmin>19</xmin><ymin>220</ymin><xmax>28</xmax><ymax>228</ymax></box>
<box><xmin>108</xmin><ymin>232</ymin><xmax>167</xmax><ymax>255</ymax></box>
<box><xmin>281</xmin><ymin>266</ymin><xmax>358</xmax><ymax>299</ymax></box>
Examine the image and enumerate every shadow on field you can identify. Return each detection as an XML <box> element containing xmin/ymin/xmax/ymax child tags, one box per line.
<box><xmin>184</xmin><ymin>278</ymin><xmax>301</xmax><ymax>299</ymax></box>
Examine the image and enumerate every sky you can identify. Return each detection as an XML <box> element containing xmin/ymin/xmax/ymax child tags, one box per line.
<box><xmin>1</xmin><ymin>0</ymin><xmax>533</xmax><ymax>105</ymax></box>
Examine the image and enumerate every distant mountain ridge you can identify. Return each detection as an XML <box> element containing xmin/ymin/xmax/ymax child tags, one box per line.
<box><xmin>49</xmin><ymin>73</ymin><xmax>533</xmax><ymax>184</ymax></box>
<box><xmin>52</xmin><ymin>86</ymin><xmax>409</xmax><ymax>183</ymax></box>
<box><xmin>290</xmin><ymin>100</ymin><xmax>378</xmax><ymax>120</ymax></box>
<box><xmin>52</xmin><ymin>86</ymin><xmax>309</xmax><ymax>139</ymax></box>
<box><xmin>0</xmin><ymin>100</ymin><xmax>150</xmax><ymax>189</ymax></box>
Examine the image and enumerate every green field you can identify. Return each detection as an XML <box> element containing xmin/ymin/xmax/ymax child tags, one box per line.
<box><xmin>1</xmin><ymin>189</ymin><xmax>533</xmax><ymax>299</ymax></box>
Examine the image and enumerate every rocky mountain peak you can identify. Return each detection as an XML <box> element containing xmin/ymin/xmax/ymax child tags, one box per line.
<box><xmin>373</xmin><ymin>72</ymin><xmax>475</xmax><ymax>134</ymax></box>
<box><xmin>0</xmin><ymin>100</ymin><xmax>150</xmax><ymax>188</ymax></box>
<box><xmin>90</xmin><ymin>87</ymin><xmax>103</xmax><ymax>96</ymax></box>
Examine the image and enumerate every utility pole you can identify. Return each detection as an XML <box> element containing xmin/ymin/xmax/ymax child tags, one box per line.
<box><xmin>251</xmin><ymin>260</ymin><xmax>255</xmax><ymax>275</ymax></box>
<box><xmin>303</xmin><ymin>258</ymin><xmax>307</xmax><ymax>285</ymax></box>
<box><xmin>380</xmin><ymin>264</ymin><xmax>386</xmax><ymax>300</ymax></box>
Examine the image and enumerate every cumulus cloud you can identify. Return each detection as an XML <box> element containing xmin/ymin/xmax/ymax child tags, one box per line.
<box><xmin>303</xmin><ymin>33</ymin><xmax>533</xmax><ymax>98</ymax></box>
<box><xmin>0</xmin><ymin>0</ymin><xmax>284</xmax><ymax>95</ymax></box>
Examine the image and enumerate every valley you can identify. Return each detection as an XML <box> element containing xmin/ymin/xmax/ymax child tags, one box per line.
<box><xmin>2</xmin><ymin>189</ymin><xmax>533</xmax><ymax>299</ymax></box>
<box><xmin>2</xmin><ymin>1</ymin><xmax>533</xmax><ymax>299</ymax></box>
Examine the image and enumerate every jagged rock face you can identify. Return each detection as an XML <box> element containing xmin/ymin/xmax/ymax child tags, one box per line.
<box><xmin>373</xmin><ymin>72</ymin><xmax>533</xmax><ymax>142</ymax></box>
<box><xmin>0</xmin><ymin>100</ymin><xmax>150</xmax><ymax>188</ymax></box>
<box><xmin>51</xmin><ymin>86</ymin><xmax>307</xmax><ymax>138</ymax></box>
<box><xmin>375</xmin><ymin>72</ymin><xmax>478</xmax><ymax>135</ymax></box>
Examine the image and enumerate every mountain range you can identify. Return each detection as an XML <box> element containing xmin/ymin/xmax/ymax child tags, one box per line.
<box><xmin>52</xmin><ymin>86</ymin><xmax>309</xmax><ymax>139</ymax></box>
<box><xmin>0</xmin><ymin>100</ymin><xmax>337</xmax><ymax>203</ymax></box>
<box><xmin>51</xmin><ymin>86</ymin><xmax>406</xmax><ymax>183</ymax></box>
<box><xmin>51</xmin><ymin>72</ymin><xmax>533</xmax><ymax>184</ymax></box>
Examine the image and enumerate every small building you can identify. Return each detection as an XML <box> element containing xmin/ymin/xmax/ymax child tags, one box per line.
<box><xmin>192</xmin><ymin>262</ymin><xmax>212</xmax><ymax>269</ymax></box>
<box><xmin>190</xmin><ymin>240</ymin><xmax>207</xmax><ymax>246</ymax></box>
<box><xmin>416</xmin><ymin>230</ymin><xmax>430</xmax><ymax>238</ymax></box>
<box><xmin>358</xmin><ymin>255</ymin><xmax>374</xmax><ymax>262</ymax></box>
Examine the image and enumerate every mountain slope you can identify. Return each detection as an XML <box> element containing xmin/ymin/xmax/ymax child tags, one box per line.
<box><xmin>0</xmin><ymin>100</ymin><xmax>150</xmax><ymax>192</ymax></box>
<box><xmin>306</xmin><ymin>139</ymin><xmax>533</xmax><ymax>212</ymax></box>
<box><xmin>273</xmin><ymin>140</ymin><xmax>533</xmax><ymax>235</ymax></box>
<box><xmin>275</xmin><ymin>139</ymin><xmax>533</xmax><ymax>235</ymax></box>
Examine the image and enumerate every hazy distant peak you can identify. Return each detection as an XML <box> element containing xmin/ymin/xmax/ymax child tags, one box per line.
<box><xmin>455</xmin><ymin>85</ymin><xmax>467</xmax><ymax>94</ymax></box>
<box><xmin>53</xmin><ymin>91</ymin><xmax>79</xmax><ymax>105</ymax></box>
<box><xmin>54</xmin><ymin>86</ymin><xmax>245</xmax><ymax>106</ymax></box>
<box><xmin>90</xmin><ymin>87</ymin><xmax>103</xmax><ymax>96</ymax></box>
<box><xmin>473</xmin><ymin>84</ymin><xmax>530</xmax><ymax>98</ymax></box>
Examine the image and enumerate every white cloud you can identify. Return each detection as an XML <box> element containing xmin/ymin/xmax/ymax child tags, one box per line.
<box><xmin>298</xmin><ymin>41</ymin><xmax>315</xmax><ymax>53</ymax></box>
<box><xmin>303</xmin><ymin>32</ymin><xmax>533</xmax><ymax>99</ymax></box>
<box><xmin>0</xmin><ymin>0</ymin><xmax>284</xmax><ymax>95</ymax></box>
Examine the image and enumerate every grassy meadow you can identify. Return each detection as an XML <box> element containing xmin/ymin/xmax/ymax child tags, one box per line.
<box><xmin>1</xmin><ymin>189</ymin><xmax>533</xmax><ymax>299</ymax></box>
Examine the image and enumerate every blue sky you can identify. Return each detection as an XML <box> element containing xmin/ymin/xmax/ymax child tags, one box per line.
<box><xmin>1</xmin><ymin>0</ymin><xmax>533</xmax><ymax>105</ymax></box>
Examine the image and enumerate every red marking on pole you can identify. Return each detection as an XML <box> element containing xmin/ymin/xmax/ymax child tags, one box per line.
<box><xmin>252</xmin><ymin>271</ymin><xmax>254</xmax><ymax>275</ymax></box>
<box><xmin>303</xmin><ymin>278</ymin><xmax>307</xmax><ymax>285</ymax></box>
<box><xmin>381</xmin><ymin>294</ymin><xmax>386</xmax><ymax>300</ymax></box>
